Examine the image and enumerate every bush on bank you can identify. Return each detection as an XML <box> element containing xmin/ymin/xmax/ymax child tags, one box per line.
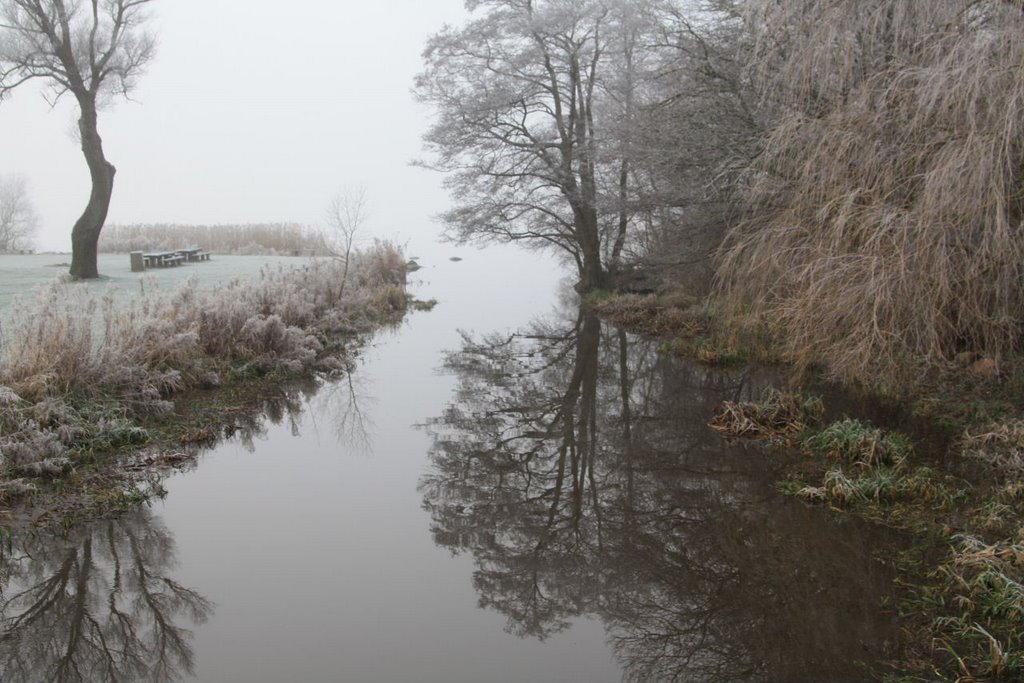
<box><xmin>0</xmin><ymin>244</ymin><xmax>407</xmax><ymax>504</ymax></box>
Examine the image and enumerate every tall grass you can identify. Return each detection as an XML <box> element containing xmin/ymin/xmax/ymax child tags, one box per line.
<box><xmin>0</xmin><ymin>243</ymin><xmax>407</xmax><ymax>483</ymax></box>
<box><xmin>716</xmin><ymin>0</ymin><xmax>1024</xmax><ymax>389</ymax></box>
<box><xmin>99</xmin><ymin>222</ymin><xmax>329</xmax><ymax>255</ymax></box>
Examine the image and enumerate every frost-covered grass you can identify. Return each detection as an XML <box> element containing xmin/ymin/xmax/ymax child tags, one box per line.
<box><xmin>0</xmin><ymin>244</ymin><xmax>407</xmax><ymax>503</ymax></box>
<box><xmin>0</xmin><ymin>253</ymin><xmax>317</xmax><ymax>316</ymax></box>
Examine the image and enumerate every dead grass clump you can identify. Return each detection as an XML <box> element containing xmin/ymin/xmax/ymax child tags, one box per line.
<box><xmin>0</xmin><ymin>479</ymin><xmax>36</xmax><ymax>504</ymax></box>
<box><xmin>929</xmin><ymin>535</ymin><xmax>1024</xmax><ymax>680</ymax></box>
<box><xmin>717</xmin><ymin>1</ymin><xmax>1024</xmax><ymax>391</ymax></box>
<box><xmin>709</xmin><ymin>388</ymin><xmax>824</xmax><ymax>440</ymax></box>
<box><xmin>962</xmin><ymin>420</ymin><xmax>1024</xmax><ymax>482</ymax></box>
<box><xmin>590</xmin><ymin>293</ymin><xmax>703</xmax><ymax>337</ymax></box>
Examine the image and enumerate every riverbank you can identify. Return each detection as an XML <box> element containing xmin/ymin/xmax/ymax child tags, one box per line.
<box><xmin>0</xmin><ymin>246</ymin><xmax>412</xmax><ymax>530</ymax></box>
<box><xmin>589</xmin><ymin>290</ymin><xmax>1024</xmax><ymax>682</ymax></box>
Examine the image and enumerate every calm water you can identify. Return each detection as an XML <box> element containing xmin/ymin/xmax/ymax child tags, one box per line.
<box><xmin>0</xmin><ymin>246</ymin><xmax>904</xmax><ymax>682</ymax></box>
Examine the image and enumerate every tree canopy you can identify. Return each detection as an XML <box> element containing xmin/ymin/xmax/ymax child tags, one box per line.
<box><xmin>417</xmin><ymin>0</ymin><xmax>684</xmax><ymax>290</ymax></box>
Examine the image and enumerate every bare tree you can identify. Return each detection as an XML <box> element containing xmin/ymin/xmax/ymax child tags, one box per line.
<box><xmin>417</xmin><ymin>0</ymin><xmax>711</xmax><ymax>292</ymax></box>
<box><xmin>0</xmin><ymin>174</ymin><xmax>37</xmax><ymax>252</ymax></box>
<box><xmin>321</xmin><ymin>186</ymin><xmax>368</xmax><ymax>301</ymax></box>
<box><xmin>417</xmin><ymin>0</ymin><xmax>626</xmax><ymax>291</ymax></box>
<box><xmin>0</xmin><ymin>0</ymin><xmax>156</xmax><ymax>279</ymax></box>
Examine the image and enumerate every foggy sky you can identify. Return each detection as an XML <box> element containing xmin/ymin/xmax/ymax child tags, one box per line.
<box><xmin>0</xmin><ymin>0</ymin><xmax>468</xmax><ymax>252</ymax></box>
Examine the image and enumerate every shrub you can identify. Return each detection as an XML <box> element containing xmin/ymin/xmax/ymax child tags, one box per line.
<box><xmin>0</xmin><ymin>245</ymin><xmax>407</xmax><ymax>479</ymax></box>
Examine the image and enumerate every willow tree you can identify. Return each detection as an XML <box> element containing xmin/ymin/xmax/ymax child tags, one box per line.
<box><xmin>0</xmin><ymin>0</ymin><xmax>155</xmax><ymax>279</ymax></box>
<box><xmin>716</xmin><ymin>0</ymin><xmax>1024</xmax><ymax>388</ymax></box>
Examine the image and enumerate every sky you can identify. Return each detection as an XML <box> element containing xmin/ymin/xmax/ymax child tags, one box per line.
<box><xmin>0</xmin><ymin>0</ymin><xmax>470</xmax><ymax>253</ymax></box>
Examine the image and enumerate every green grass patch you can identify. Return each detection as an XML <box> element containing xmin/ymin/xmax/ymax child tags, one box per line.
<box><xmin>805</xmin><ymin>418</ymin><xmax>914</xmax><ymax>467</ymax></box>
<box><xmin>916</xmin><ymin>536</ymin><xmax>1024</xmax><ymax>681</ymax></box>
<box><xmin>581</xmin><ymin>288</ymin><xmax>615</xmax><ymax>304</ymax></box>
<box><xmin>663</xmin><ymin>335</ymin><xmax>751</xmax><ymax>366</ymax></box>
<box><xmin>796</xmin><ymin>465</ymin><xmax>964</xmax><ymax>514</ymax></box>
<box><xmin>709</xmin><ymin>394</ymin><xmax>1020</xmax><ymax>681</ymax></box>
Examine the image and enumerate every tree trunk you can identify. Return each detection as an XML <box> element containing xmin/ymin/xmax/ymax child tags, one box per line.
<box><xmin>69</xmin><ymin>104</ymin><xmax>115</xmax><ymax>280</ymax></box>
<box><xmin>609</xmin><ymin>158</ymin><xmax>629</xmax><ymax>277</ymax></box>
<box><xmin>573</xmin><ymin>202</ymin><xmax>606</xmax><ymax>292</ymax></box>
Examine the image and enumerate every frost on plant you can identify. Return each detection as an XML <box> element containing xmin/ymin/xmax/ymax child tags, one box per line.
<box><xmin>0</xmin><ymin>244</ymin><xmax>407</xmax><ymax>482</ymax></box>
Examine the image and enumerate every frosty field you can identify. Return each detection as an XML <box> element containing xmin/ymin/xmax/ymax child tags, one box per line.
<box><xmin>0</xmin><ymin>253</ymin><xmax>317</xmax><ymax>316</ymax></box>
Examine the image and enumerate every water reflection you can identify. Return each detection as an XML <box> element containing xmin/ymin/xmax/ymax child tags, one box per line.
<box><xmin>177</xmin><ymin>372</ymin><xmax>370</xmax><ymax>458</ymax></box>
<box><xmin>0</xmin><ymin>510</ymin><xmax>211</xmax><ymax>682</ymax></box>
<box><xmin>0</xmin><ymin>357</ymin><xmax>386</xmax><ymax>683</ymax></box>
<box><xmin>421</xmin><ymin>304</ymin><xmax>901</xmax><ymax>682</ymax></box>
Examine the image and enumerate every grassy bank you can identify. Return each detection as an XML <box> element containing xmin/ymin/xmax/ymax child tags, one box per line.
<box><xmin>0</xmin><ymin>245</ymin><xmax>410</xmax><ymax>529</ymax></box>
<box><xmin>589</xmin><ymin>291</ymin><xmax>1024</xmax><ymax>682</ymax></box>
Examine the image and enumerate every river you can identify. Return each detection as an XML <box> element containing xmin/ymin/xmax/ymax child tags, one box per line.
<box><xmin>0</xmin><ymin>245</ymin><xmax>905</xmax><ymax>682</ymax></box>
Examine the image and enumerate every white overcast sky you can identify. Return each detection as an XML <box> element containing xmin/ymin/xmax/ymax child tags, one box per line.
<box><xmin>0</xmin><ymin>0</ymin><xmax>469</xmax><ymax>252</ymax></box>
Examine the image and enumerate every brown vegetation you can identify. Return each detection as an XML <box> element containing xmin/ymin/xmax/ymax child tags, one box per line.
<box><xmin>587</xmin><ymin>292</ymin><xmax>703</xmax><ymax>337</ymax></box>
<box><xmin>712</xmin><ymin>388</ymin><xmax>1022</xmax><ymax>680</ymax></box>
<box><xmin>716</xmin><ymin>0</ymin><xmax>1024</xmax><ymax>390</ymax></box>
<box><xmin>962</xmin><ymin>421</ymin><xmax>1024</xmax><ymax>482</ymax></box>
<box><xmin>709</xmin><ymin>389</ymin><xmax>823</xmax><ymax>441</ymax></box>
<box><xmin>0</xmin><ymin>244</ymin><xmax>408</xmax><ymax>514</ymax></box>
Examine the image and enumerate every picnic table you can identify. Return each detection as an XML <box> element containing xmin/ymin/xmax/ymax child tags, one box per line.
<box><xmin>135</xmin><ymin>247</ymin><xmax>211</xmax><ymax>270</ymax></box>
<box><xmin>142</xmin><ymin>251</ymin><xmax>185</xmax><ymax>268</ymax></box>
<box><xmin>176</xmin><ymin>246</ymin><xmax>211</xmax><ymax>262</ymax></box>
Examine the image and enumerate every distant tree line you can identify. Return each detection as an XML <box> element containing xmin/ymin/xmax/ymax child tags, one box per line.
<box><xmin>99</xmin><ymin>222</ymin><xmax>329</xmax><ymax>256</ymax></box>
<box><xmin>418</xmin><ymin>0</ymin><xmax>1024</xmax><ymax>389</ymax></box>
<box><xmin>0</xmin><ymin>174</ymin><xmax>36</xmax><ymax>253</ymax></box>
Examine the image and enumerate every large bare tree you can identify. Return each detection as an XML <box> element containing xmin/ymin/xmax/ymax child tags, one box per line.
<box><xmin>0</xmin><ymin>0</ymin><xmax>155</xmax><ymax>279</ymax></box>
<box><xmin>0</xmin><ymin>174</ymin><xmax>37</xmax><ymax>251</ymax></box>
<box><xmin>417</xmin><ymin>0</ymin><xmax>633</xmax><ymax>291</ymax></box>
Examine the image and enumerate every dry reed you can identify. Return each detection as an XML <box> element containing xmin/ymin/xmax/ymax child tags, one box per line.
<box><xmin>709</xmin><ymin>389</ymin><xmax>823</xmax><ymax>440</ymax></box>
<box><xmin>962</xmin><ymin>420</ymin><xmax>1024</xmax><ymax>481</ymax></box>
<box><xmin>99</xmin><ymin>222</ymin><xmax>328</xmax><ymax>255</ymax></box>
<box><xmin>716</xmin><ymin>0</ymin><xmax>1024</xmax><ymax>389</ymax></box>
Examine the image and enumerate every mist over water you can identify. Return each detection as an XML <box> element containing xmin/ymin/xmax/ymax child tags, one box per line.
<box><xmin>0</xmin><ymin>246</ymin><xmax>903</xmax><ymax>682</ymax></box>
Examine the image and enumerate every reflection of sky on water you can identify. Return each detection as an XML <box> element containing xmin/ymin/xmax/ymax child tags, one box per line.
<box><xmin>1</xmin><ymin>246</ymin><xmax>902</xmax><ymax>682</ymax></box>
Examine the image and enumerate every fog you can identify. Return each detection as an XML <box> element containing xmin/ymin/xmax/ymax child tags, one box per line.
<box><xmin>0</xmin><ymin>0</ymin><xmax>468</xmax><ymax>253</ymax></box>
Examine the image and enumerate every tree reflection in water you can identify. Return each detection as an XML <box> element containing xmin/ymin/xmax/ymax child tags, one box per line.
<box><xmin>0</xmin><ymin>510</ymin><xmax>212</xmax><ymax>683</ymax></box>
<box><xmin>421</xmin><ymin>305</ymin><xmax>901</xmax><ymax>682</ymax></box>
<box><xmin>0</xmin><ymin>357</ymin><xmax>377</xmax><ymax>682</ymax></box>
